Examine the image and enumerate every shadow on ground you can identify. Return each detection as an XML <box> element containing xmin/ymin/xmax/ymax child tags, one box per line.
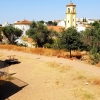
<box><xmin>0</xmin><ymin>60</ymin><xmax>21</xmax><ymax>68</ymax></box>
<box><xmin>0</xmin><ymin>60</ymin><xmax>9</xmax><ymax>68</ymax></box>
<box><xmin>0</xmin><ymin>59</ymin><xmax>25</xmax><ymax>100</ymax></box>
<box><xmin>5</xmin><ymin>59</ymin><xmax>21</xmax><ymax>66</ymax></box>
<box><xmin>0</xmin><ymin>78</ymin><xmax>28</xmax><ymax>100</ymax></box>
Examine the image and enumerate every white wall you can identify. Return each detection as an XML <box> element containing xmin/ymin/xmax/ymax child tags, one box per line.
<box><xmin>77</xmin><ymin>25</ymin><xmax>86</xmax><ymax>32</ymax></box>
<box><xmin>57</xmin><ymin>20</ymin><xmax>65</xmax><ymax>27</ymax></box>
<box><xmin>87</xmin><ymin>20</ymin><xmax>95</xmax><ymax>24</ymax></box>
<box><xmin>14</xmin><ymin>25</ymin><xmax>30</xmax><ymax>36</ymax></box>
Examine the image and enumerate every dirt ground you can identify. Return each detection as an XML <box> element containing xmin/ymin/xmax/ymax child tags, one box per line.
<box><xmin>0</xmin><ymin>49</ymin><xmax>100</xmax><ymax>100</ymax></box>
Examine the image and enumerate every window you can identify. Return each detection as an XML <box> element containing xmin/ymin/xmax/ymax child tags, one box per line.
<box><xmin>68</xmin><ymin>8</ymin><xmax>70</xmax><ymax>13</ymax></box>
<box><xmin>73</xmin><ymin>8</ymin><xmax>74</xmax><ymax>12</ymax></box>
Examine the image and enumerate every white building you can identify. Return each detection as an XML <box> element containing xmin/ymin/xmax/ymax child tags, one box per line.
<box><xmin>87</xmin><ymin>19</ymin><xmax>95</xmax><ymax>24</ymax></box>
<box><xmin>14</xmin><ymin>19</ymin><xmax>31</xmax><ymax>36</ymax></box>
<box><xmin>57</xmin><ymin>19</ymin><xmax>66</xmax><ymax>27</ymax></box>
<box><xmin>14</xmin><ymin>20</ymin><xmax>35</xmax><ymax>47</ymax></box>
<box><xmin>77</xmin><ymin>25</ymin><xmax>86</xmax><ymax>32</ymax></box>
<box><xmin>2</xmin><ymin>22</ymin><xmax>10</xmax><ymax>26</ymax></box>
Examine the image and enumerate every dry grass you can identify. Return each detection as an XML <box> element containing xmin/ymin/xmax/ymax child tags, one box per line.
<box><xmin>46</xmin><ymin>62</ymin><xmax>72</xmax><ymax>72</ymax></box>
<box><xmin>88</xmin><ymin>76</ymin><xmax>100</xmax><ymax>86</ymax></box>
<box><xmin>46</xmin><ymin>63</ymin><xmax>100</xmax><ymax>100</ymax></box>
<box><xmin>74</xmin><ymin>71</ymin><xmax>100</xmax><ymax>86</ymax></box>
<box><xmin>83</xmin><ymin>90</ymin><xmax>94</xmax><ymax>100</ymax></box>
<box><xmin>0</xmin><ymin>48</ymin><xmax>100</xmax><ymax>100</ymax></box>
<box><xmin>0</xmin><ymin>44</ymin><xmax>86</xmax><ymax>59</ymax></box>
<box><xmin>0</xmin><ymin>75</ymin><xmax>7</xmax><ymax>80</ymax></box>
<box><xmin>71</xmin><ymin>71</ymin><xmax>100</xmax><ymax>100</ymax></box>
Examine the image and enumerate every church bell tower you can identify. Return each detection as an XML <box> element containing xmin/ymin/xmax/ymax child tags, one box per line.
<box><xmin>66</xmin><ymin>1</ymin><xmax>76</xmax><ymax>29</ymax></box>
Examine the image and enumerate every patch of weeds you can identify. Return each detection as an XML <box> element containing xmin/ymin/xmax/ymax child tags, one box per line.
<box><xmin>83</xmin><ymin>91</ymin><xmax>94</xmax><ymax>100</ymax></box>
<box><xmin>88</xmin><ymin>76</ymin><xmax>100</xmax><ymax>86</ymax></box>
<box><xmin>7</xmin><ymin>75</ymin><xmax>14</xmax><ymax>80</ymax></box>
<box><xmin>76</xmin><ymin>72</ymin><xmax>86</xmax><ymax>79</ymax></box>
<box><xmin>78</xmin><ymin>74</ymin><xmax>85</xmax><ymax>79</ymax></box>
<box><xmin>60</xmin><ymin>65</ymin><xmax>71</xmax><ymax>72</ymax></box>
<box><xmin>48</xmin><ymin>62</ymin><xmax>71</xmax><ymax>71</ymax></box>
<box><xmin>48</xmin><ymin>62</ymin><xmax>60</xmax><ymax>68</ymax></box>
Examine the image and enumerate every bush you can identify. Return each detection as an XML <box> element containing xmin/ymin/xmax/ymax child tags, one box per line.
<box><xmin>89</xmin><ymin>47</ymin><xmax>100</xmax><ymax>64</ymax></box>
<box><xmin>43</xmin><ymin>43</ymin><xmax>51</xmax><ymax>48</ymax></box>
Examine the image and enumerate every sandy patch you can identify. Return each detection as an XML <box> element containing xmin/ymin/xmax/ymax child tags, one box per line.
<box><xmin>0</xmin><ymin>49</ymin><xmax>100</xmax><ymax>100</ymax></box>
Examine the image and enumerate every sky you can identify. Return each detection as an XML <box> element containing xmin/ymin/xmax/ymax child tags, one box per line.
<box><xmin>0</xmin><ymin>0</ymin><xmax>100</xmax><ymax>24</ymax></box>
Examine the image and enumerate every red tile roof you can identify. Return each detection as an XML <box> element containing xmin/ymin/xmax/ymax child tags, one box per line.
<box><xmin>14</xmin><ymin>20</ymin><xmax>31</xmax><ymax>25</ymax></box>
<box><xmin>47</xmin><ymin>26</ymin><xmax>65</xmax><ymax>32</ymax></box>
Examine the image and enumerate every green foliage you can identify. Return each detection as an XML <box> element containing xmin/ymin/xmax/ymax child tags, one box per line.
<box><xmin>89</xmin><ymin>47</ymin><xmax>100</xmax><ymax>64</ymax></box>
<box><xmin>26</xmin><ymin>21</ymin><xmax>53</xmax><ymax>47</ymax></box>
<box><xmin>83</xmin><ymin>17</ymin><xmax>85</xmax><ymax>22</ymax></box>
<box><xmin>81</xmin><ymin>27</ymin><xmax>100</xmax><ymax>51</ymax></box>
<box><xmin>84</xmin><ymin>18</ymin><xmax>87</xmax><ymax>22</ymax></box>
<box><xmin>51</xmin><ymin>39</ymin><xmax>60</xmax><ymax>49</ymax></box>
<box><xmin>53</xmin><ymin>22</ymin><xmax>57</xmax><ymax>26</ymax></box>
<box><xmin>83</xmin><ymin>18</ymin><xmax>87</xmax><ymax>22</ymax></box>
<box><xmin>39</xmin><ymin>20</ymin><xmax>44</xmax><ymax>24</ymax></box>
<box><xmin>83</xmin><ymin>91</ymin><xmax>94</xmax><ymax>99</ymax></box>
<box><xmin>30</xmin><ymin>21</ymin><xmax>37</xmax><ymax>28</ymax></box>
<box><xmin>58</xmin><ymin>27</ymin><xmax>81</xmax><ymax>57</ymax></box>
<box><xmin>91</xmin><ymin>21</ymin><xmax>100</xmax><ymax>29</ymax></box>
<box><xmin>81</xmin><ymin>21</ymin><xmax>100</xmax><ymax>64</ymax></box>
<box><xmin>47</xmin><ymin>21</ymin><xmax>53</xmax><ymax>26</ymax></box>
<box><xmin>0</xmin><ymin>25</ymin><xmax>22</xmax><ymax>44</ymax></box>
<box><xmin>43</xmin><ymin>43</ymin><xmax>51</xmax><ymax>48</ymax></box>
<box><xmin>47</xmin><ymin>21</ymin><xmax>57</xmax><ymax>26</ymax></box>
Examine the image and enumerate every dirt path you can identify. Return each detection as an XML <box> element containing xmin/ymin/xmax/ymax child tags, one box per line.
<box><xmin>0</xmin><ymin>49</ymin><xmax>100</xmax><ymax>100</ymax></box>
<box><xmin>0</xmin><ymin>49</ymin><xmax>100</xmax><ymax>76</ymax></box>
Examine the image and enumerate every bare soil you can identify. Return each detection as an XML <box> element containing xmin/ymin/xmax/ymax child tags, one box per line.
<box><xmin>0</xmin><ymin>49</ymin><xmax>100</xmax><ymax>100</ymax></box>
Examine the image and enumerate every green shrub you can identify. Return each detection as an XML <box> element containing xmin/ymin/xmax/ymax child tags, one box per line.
<box><xmin>43</xmin><ymin>43</ymin><xmax>51</xmax><ymax>48</ymax></box>
<box><xmin>89</xmin><ymin>47</ymin><xmax>100</xmax><ymax>64</ymax></box>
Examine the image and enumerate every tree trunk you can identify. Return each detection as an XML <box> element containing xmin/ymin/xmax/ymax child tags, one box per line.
<box><xmin>69</xmin><ymin>49</ymin><xmax>72</xmax><ymax>58</ymax></box>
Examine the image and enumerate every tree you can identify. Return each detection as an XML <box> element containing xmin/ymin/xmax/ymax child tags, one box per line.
<box><xmin>81</xmin><ymin>27</ymin><xmax>100</xmax><ymax>51</ymax></box>
<box><xmin>26</xmin><ymin>21</ymin><xmax>52</xmax><ymax>47</ymax></box>
<box><xmin>47</xmin><ymin>21</ymin><xmax>53</xmax><ymax>26</ymax></box>
<box><xmin>58</xmin><ymin>27</ymin><xmax>81</xmax><ymax>58</ymax></box>
<box><xmin>84</xmin><ymin>18</ymin><xmax>87</xmax><ymax>22</ymax></box>
<box><xmin>53</xmin><ymin>22</ymin><xmax>57</xmax><ymax>26</ymax></box>
<box><xmin>39</xmin><ymin>20</ymin><xmax>44</xmax><ymax>24</ymax></box>
<box><xmin>91</xmin><ymin>21</ymin><xmax>100</xmax><ymax>29</ymax></box>
<box><xmin>0</xmin><ymin>25</ymin><xmax>22</xmax><ymax>44</ymax></box>
<box><xmin>83</xmin><ymin>17</ymin><xmax>85</xmax><ymax>22</ymax></box>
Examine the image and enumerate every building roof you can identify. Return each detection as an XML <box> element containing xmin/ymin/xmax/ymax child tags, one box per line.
<box><xmin>66</xmin><ymin>2</ymin><xmax>76</xmax><ymax>7</ymax></box>
<box><xmin>14</xmin><ymin>20</ymin><xmax>31</xmax><ymax>25</ymax></box>
<box><xmin>54</xmin><ymin>20</ymin><xmax>61</xmax><ymax>23</ymax></box>
<box><xmin>0</xmin><ymin>26</ymin><xmax>2</xmax><ymax>28</ymax></box>
<box><xmin>47</xmin><ymin>26</ymin><xmax>65</xmax><ymax>32</ymax></box>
